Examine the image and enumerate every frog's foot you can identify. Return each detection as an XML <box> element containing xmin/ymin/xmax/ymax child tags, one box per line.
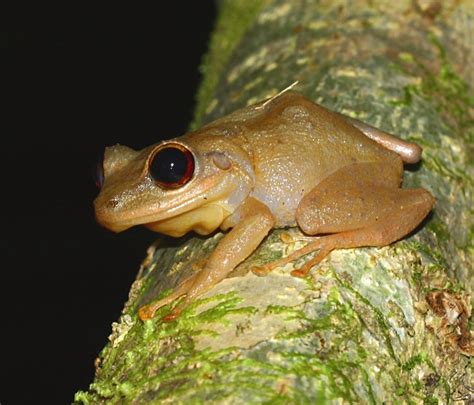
<box><xmin>138</xmin><ymin>260</ymin><xmax>209</xmax><ymax>321</ymax></box>
<box><xmin>251</xmin><ymin>232</ymin><xmax>324</xmax><ymax>277</ymax></box>
<box><xmin>251</xmin><ymin>237</ymin><xmax>331</xmax><ymax>278</ymax></box>
<box><xmin>138</xmin><ymin>267</ymin><xmax>203</xmax><ymax>321</ymax></box>
<box><xmin>159</xmin><ymin>290</ymin><xmax>201</xmax><ymax>322</ymax></box>
<box><xmin>279</xmin><ymin>231</ymin><xmax>315</xmax><ymax>244</ymax></box>
<box><xmin>162</xmin><ymin>307</ymin><xmax>182</xmax><ymax>322</ymax></box>
<box><xmin>290</xmin><ymin>247</ymin><xmax>333</xmax><ymax>278</ymax></box>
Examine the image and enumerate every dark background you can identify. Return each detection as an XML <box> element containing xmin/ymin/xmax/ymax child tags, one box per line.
<box><xmin>1</xmin><ymin>4</ymin><xmax>216</xmax><ymax>403</ymax></box>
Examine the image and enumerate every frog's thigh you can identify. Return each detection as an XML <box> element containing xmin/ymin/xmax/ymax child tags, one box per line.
<box><xmin>296</xmin><ymin>163</ymin><xmax>434</xmax><ymax>245</ymax></box>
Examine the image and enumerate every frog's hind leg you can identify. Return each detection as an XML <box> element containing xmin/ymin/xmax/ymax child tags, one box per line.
<box><xmin>252</xmin><ymin>162</ymin><xmax>435</xmax><ymax>278</ymax></box>
<box><xmin>339</xmin><ymin>114</ymin><xmax>422</xmax><ymax>164</ymax></box>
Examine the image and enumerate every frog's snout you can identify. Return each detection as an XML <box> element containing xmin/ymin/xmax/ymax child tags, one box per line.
<box><xmin>94</xmin><ymin>194</ymin><xmax>131</xmax><ymax>233</ymax></box>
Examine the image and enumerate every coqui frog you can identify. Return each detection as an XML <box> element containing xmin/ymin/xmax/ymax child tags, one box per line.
<box><xmin>94</xmin><ymin>91</ymin><xmax>435</xmax><ymax>321</ymax></box>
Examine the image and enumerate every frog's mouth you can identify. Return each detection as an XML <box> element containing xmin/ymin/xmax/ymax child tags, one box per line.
<box><xmin>95</xmin><ymin>195</ymin><xmax>210</xmax><ymax>233</ymax></box>
<box><xmin>94</xmin><ymin>173</ymin><xmax>237</xmax><ymax>234</ymax></box>
<box><xmin>96</xmin><ymin>201</ymin><xmax>230</xmax><ymax>236</ymax></box>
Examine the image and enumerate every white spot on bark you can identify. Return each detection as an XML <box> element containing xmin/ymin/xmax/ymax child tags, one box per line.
<box><xmin>258</xmin><ymin>3</ymin><xmax>292</xmax><ymax>24</ymax></box>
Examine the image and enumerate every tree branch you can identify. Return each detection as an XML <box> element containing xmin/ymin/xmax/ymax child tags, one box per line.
<box><xmin>76</xmin><ymin>1</ymin><xmax>473</xmax><ymax>403</ymax></box>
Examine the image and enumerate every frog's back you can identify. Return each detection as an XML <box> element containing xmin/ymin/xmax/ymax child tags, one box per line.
<box><xmin>224</xmin><ymin>92</ymin><xmax>402</xmax><ymax>226</ymax></box>
<box><xmin>199</xmin><ymin>92</ymin><xmax>402</xmax><ymax>226</ymax></box>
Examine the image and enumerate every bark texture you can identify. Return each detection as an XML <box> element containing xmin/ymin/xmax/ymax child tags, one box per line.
<box><xmin>76</xmin><ymin>1</ymin><xmax>473</xmax><ymax>403</ymax></box>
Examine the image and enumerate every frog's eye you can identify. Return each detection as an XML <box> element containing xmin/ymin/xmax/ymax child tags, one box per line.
<box><xmin>149</xmin><ymin>144</ymin><xmax>195</xmax><ymax>188</ymax></box>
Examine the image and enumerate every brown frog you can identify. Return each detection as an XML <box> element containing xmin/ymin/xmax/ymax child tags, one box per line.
<box><xmin>94</xmin><ymin>91</ymin><xmax>435</xmax><ymax>321</ymax></box>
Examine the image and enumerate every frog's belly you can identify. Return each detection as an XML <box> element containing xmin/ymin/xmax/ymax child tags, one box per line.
<box><xmin>250</xmin><ymin>167</ymin><xmax>319</xmax><ymax>228</ymax></box>
<box><xmin>251</xmin><ymin>191</ymin><xmax>300</xmax><ymax>227</ymax></box>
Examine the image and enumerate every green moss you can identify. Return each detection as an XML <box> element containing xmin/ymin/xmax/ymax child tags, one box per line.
<box><xmin>74</xmin><ymin>291</ymin><xmax>263</xmax><ymax>403</ymax></box>
<box><xmin>423</xmin><ymin>153</ymin><xmax>471</xmax><ymax>185</ymax></box>
<box><xmin>360</xmin><ymin>366</ymin><xmax>377</xmax><ymax>405</ymax></box>
<box><xmin>423</xmin><ymin>395</ymin><xmax>439</xmax><ymax>405</ymax></box>
<box><xmin>191</xmin><ymin>0</ymin><xmax>266</xmax><ymax>129</ymax></box>
<box><xmin>389</xmin><ymin>83</ymin><xmax>416</xmax><ymax>107</ymax></box>
<box><xmin>413</xmin><ymin>378</ymin><xmax>422</xmax><ymax>392</ymax></box>
<box><xmin>393</xmin><ymin>34</ymin><xmax>474</xmax><ymax>135</ymax></box>
<box><xmin>428</xmin><ymin>35</ymin><xmax>474</xmax><ymax>127</ymax></box>
<box><xmin>332</xmin><ymin>270</ymin><xmax>399</xmax><ymax>364</ymax></box>
<box><xmin>401</xmin><ymin>353</ymin><xmax>435</xmax><ymax>372</ymax></box>
<box><xmin>405</xmin><ymin>240</ymin><xmax>448</xmax><ymax>274</ymax></box>
<box><xmin>411</xmin><ymin>267</ymin><xmax>423</xmax><ymax>286</ymax></box>
<box><xmin>264</xmin><ymin>304</ymin><xmax>305</xmax><ymax>319</ymax></box>
<box><xmin>264</xmin><ymin>287</ymin><xmax>377</xmax><ymax>402</ymax></box>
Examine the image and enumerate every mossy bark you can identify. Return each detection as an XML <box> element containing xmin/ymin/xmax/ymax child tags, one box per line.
<box><xmin>76</xmin><ymin>1</ymin><xmax>473</xmax><ymax>403</ymax></box>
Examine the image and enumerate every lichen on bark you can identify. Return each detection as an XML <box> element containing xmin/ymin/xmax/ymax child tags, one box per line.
<box><xmin>76</xmin><ymin>1</ymin><xmax>473</xmax><ymax>403</ymax></box>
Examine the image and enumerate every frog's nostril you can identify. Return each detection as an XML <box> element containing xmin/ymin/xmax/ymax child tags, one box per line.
<box><xmin>107</xmin><ymin>199</ymin><xmax>120</xmax><ymax>209</ymax></box>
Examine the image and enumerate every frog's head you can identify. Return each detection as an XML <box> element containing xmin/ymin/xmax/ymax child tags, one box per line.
<box><xmin>94</xmin><ymin>133</ymin><xmax>254</xmax><ymax>236</ymax></box>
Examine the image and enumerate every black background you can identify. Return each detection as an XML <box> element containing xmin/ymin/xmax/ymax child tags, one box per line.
<box><xmin>1</xmin><ymin>4</ymin><xmax>216</xmax><ymax>403</ymax></box>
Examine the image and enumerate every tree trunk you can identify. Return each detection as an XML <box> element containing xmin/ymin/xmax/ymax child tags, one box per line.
<box><xmin>75</xmin><ymin>1</ymin><xmax>473</xmax><ymax>403</ymax></box>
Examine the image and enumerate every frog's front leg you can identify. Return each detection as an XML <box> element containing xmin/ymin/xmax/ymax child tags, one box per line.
<box><xmin>253</xmin><ymin>162</ymin><xmax>434</xmax><ymax>278</ymax></box>
<box><xmin>139</xmin><ymin>197</ymin><xmax>275</xmax><ymax>321</ymax></box>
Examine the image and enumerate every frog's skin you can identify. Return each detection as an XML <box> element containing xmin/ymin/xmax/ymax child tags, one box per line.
<box><xmin>94</xmin><ymin>92</ymin><xmax>435</xmax><ymax>321</ymax></box>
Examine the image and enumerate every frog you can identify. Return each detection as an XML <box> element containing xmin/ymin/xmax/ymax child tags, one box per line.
<box><xmin>94</xmin><ymin>91</ymin><xmax>435</xmax><ymax>321</ymax></box>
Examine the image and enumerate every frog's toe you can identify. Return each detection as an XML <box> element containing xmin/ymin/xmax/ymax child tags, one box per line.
<box><xmin>290</xmin><ymin>269</ymin><xmax>309</xmax><ymax>278</ymax></box>
<box><xmin>138</xmin><ymin>297</ymin><xmax>173</xmax><ymax>321</ymax></box>
<box><xmin>138</xmin><ymin>304</ymin><xmax>157</xmax><ymax>320</ymax></box>
<box><xmin>279</xmin><ymin>231</ymin><xmax>294</xmax><ymax>243</ymax></box>
<box><xmin>161</xmin><ymin>294</ymin><xmax>197</xmax><ymax>322</ymax></box>
<box><xmin>138</xmin><ymin>274</ymin><xmax>197</xmax><ymax>321</ymax></box>
<box><xmin>251</xmin><ymin>265</ymin><xmax>271</xmax><ymax>277</ymax></box>
<box><xmin>290</xmin><ymin>247</ymin><xmax>332</xmax><ymax>278</ymax></box>
<box><xmin>162</xmin><ymin>307</ymin><xmax>182</xmax><ymax>322</ymax></box>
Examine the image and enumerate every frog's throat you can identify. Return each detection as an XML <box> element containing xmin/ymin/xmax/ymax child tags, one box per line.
<box><xmin>144</xmin><ymin>203</ymin><xmax>230</xmax><ymax>237</ymax></box>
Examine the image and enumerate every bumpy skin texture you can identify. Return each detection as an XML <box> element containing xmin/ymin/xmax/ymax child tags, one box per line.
<box><xmin>94</xmin><ymin>91</ymin><xmax>434</xmax><ymax>320</ymax></box>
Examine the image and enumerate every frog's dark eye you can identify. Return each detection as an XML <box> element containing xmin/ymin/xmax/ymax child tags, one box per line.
<box><xmin>149</xmin><ymin>144</ymin><xmax>194</xmax><ymax>188</ymax></box>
